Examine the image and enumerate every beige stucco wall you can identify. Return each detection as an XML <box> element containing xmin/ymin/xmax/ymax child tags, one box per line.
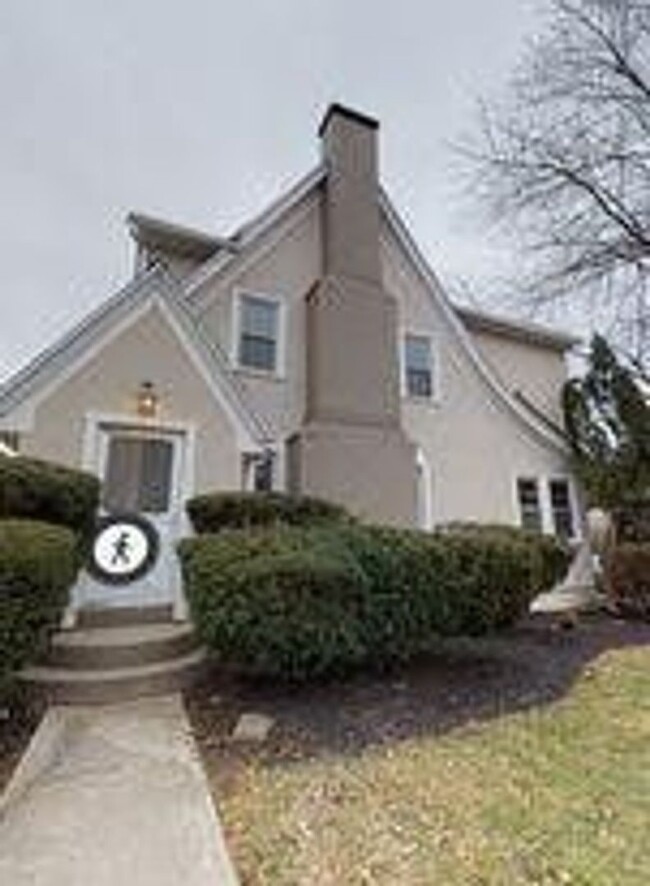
<box><xmin>12</xmin><ymin>176</ymin><xmax>576</xmax><ymax>531</ymax></box>
<box><xmin>467</xmin><ymin>328</ymin><xmax>568</xmax><ymax>425</ymax></box>
<box><xmin>21</xmin><ymin>303</ymin><xmax>241</xmax><ymax>495</ymax></box>
<box><xmin>380</xmin><ymin>221</ymin><xmax>573</xmax><ymax>530</ymax></box>
<box><xmin>192</xmin><ymin>194</ymin><xmax>322</xmax><ymax>440</ymax></box>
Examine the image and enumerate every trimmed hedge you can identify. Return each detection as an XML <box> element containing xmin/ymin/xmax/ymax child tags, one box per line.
<box><xmin>1</xmin><ymin>520</ymin><xmax>78</xmax><ymax>695</ymax></box>
<box><xmin>606</xmin><ymin>543</ymin><xmax>650</xmax><ymax>621</ymax></box>
<box><xmin>0</xmin><ymin>454</ymin><xmax>100</xmax><ymax>536</ymax></box>
<box><xmin>186</xmin><ymin>491</ymin><xmax>353</xmax><ymax>533</ymax></box>
<box><xmin>178</xmin><ymin>524</ymin><xmax>568</xmax><ymax>680</ymax></box>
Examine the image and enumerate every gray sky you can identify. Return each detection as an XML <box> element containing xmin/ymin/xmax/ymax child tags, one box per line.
<box><xmin>0</xmin><ymin>0</ymin><xmax>545</xmax><ymax>382</ymax></box>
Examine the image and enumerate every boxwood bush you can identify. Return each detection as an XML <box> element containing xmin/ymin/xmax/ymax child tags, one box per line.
<box><xmin>1</xmin><ymin>520</ymin><xmax>78</xmax><ymax>696</ymax></box>
<box><xmin>0</xmin><ymin>454</ymin><xmax>100</xmax><ymax>536</ymax></box>
<box><xmin>178</xmin><ymin>524</ymin><xmax>568</xmax><ymax>680</ymax></box>
<box><xmin>186</xmin><ymin>491</ymin><xmax>352</xmax><ymax>533</ymax></box>
<box><xmin>606</xmin><ymin>543</ymin><xmax>650</xmax><ymax>621</ymax></box>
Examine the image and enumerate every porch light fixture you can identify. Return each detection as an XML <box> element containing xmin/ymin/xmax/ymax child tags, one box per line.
<box><xmin>136</xmin><ymin>381</ymin><xmax>159</xmax><ymax>418</ymax></box>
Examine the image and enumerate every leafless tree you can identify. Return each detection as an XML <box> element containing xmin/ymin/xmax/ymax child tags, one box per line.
<box><xmin>461</xmin><ymin>0</ymin><xmax>650</xmax><ymax>372</ymax></box>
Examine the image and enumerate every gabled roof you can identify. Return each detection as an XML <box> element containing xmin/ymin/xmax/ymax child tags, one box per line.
<box><xmin>127</xmin><ymin>162</ymin><xmax>570</xmax><ymax>453</ymax></box>
<box><xmin>0</xmin><ymin>266</ymin><xmax>271</xmax><ymax>447</ymax></box>
<box><xmin>1</xmin><ymin>158</ymin><xmax>572</xmax><ymax>456</ymax></box>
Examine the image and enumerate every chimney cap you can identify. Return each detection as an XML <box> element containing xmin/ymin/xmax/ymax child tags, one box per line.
<box><xmin>318</xmin><ymin>103</ymin><xmax>379</xmax><ymax>137</ymax></box>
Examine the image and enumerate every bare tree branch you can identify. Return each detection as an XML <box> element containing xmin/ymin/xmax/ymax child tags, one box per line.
<box><xmin>458</xmin><ymin>0</ymin><xmax>650</xmax><ymax>369</ymax></box>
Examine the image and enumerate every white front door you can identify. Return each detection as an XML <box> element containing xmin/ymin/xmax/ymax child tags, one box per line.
<box><xmin>74</xmin><ymin>422</ymin><xmax>190</xmax><ymax>614</ymax></box>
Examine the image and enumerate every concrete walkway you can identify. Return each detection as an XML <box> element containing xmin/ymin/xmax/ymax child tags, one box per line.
<box><xmin>0</xmin><ymin>695</ymin><xmax>238</xmax><ymax>885</ymax></box>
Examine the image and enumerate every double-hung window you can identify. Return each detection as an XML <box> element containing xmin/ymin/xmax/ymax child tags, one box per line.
<box><xmin>404</xmin><ymin>334</ymin><xmax>434</xmax><ymax>399</ymax></box>
<box><xmin>516</xmin><ymin>476</ymin><xmax>576</xmax><ymax>538</ymax></box>
<box><xmin>549</xmin><ymin>478</ymin><xmax>574</xmax><ymax>539</ymax></box>
<box><xmin>517</xmin><ymin>477</ymin><xmax>543</xmax><ymax>533</ymax></box>
<box><xmin>237</xmin><ymin>294</ymin><xmax>280</xmax><ymax>373</ymax></box>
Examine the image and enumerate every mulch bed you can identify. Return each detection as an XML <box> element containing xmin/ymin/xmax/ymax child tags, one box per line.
<box><xmin>185</xmin><ymin>614</ymin><xmax>650</xmax><ymax>796</ymax></box>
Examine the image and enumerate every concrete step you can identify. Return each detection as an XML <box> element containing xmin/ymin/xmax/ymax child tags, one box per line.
<box><xmin>76</xmin><ymin>605</ymin><xmax>174</xmax><ymax>629</ymax></box>
<box><xmin>48</xmin><ymin>622</ymin><xmax>198</xmax><ymax>670</ymax></box>
<box><xmin>20</xmin><ymin>648</ymin><xmax>207</xmax><ymax>705</ymax></box>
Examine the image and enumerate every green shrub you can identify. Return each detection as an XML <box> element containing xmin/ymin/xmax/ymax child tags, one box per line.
<box><xmin>0</xmin><ymin>520</ymin><xmax>78</xmax><ymax>696</ymax></box>
<box><xmin>438</xmin><ymin>522</ymin><xmax>571</xmax><ymax>594</ymax></box>
<box><xmin>178</xmin><ymin>528</ymin><xmax>367</xmax><ymax>679</ymax></box>
<box><xmin>606</xmin><ymin>543</ymin><xmax>650</xmax><ymax>621</ymax></box>
<box><xmin>0</xmin><ymin>454</ymin><xmax>100</xmax><ymax>536</ymax></box>
<box><xmin>186</xmin><ymin>491</ymin><xmax>353</xmax><ymax>534</ymax></box>
<box><xmin>179</xmin><ymin>523</ymin><xmax>568</xmax><ymax>680</ymax></box>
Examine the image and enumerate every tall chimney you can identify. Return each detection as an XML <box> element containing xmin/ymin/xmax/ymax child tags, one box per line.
<box><xmin>305</xmin><ymin>104</ymin><xmax>401</xmax><ymax>428</ymax></box>
<box><xmin>290</xmin><ymin>104</ymin><xmax>418</xmax><ymax>526</ymax></box>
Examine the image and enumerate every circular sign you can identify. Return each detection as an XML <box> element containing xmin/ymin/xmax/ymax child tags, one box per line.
<box><xmin>87</xmin><ymin>514</ymin><xmax>159</xmax><ymax>585</ymax></box>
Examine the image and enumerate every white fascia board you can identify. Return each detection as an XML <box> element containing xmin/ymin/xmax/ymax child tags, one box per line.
<box><xmin>0</xmin><ymin>296</ymin><xmax>159</xmax><ymax>430</ymax></box>
<box><xmin>0</xmin><ymin>267</ymin><xmax>163</xmax><ymax>419</ymax></box>
<box><xmin>0</xmin><ymin>268</ymin><xmax>268</xmax><ymax>451</ymax></box>
<box><xmin>157</xmin><ymin>294</ymin><xmax>270</xmax><ymax>449</ymax></box>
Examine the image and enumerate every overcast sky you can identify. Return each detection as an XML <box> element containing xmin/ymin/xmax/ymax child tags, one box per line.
<box><xmin>0</xmin><ymin>0</ymin><xmax>549</xmax><ymax>382</ymax></box>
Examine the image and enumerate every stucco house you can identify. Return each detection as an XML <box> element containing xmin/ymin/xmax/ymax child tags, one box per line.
<box><xmin>0</xmin><ymin>104</ymin><xmax>578</xmax><ymax>618</ymax></box>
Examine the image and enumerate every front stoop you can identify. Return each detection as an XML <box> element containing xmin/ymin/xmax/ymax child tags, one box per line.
<box><xmin>20</xmin><ymin>610</ymin><xmax>207</xmax><ymax>705</ymax></box>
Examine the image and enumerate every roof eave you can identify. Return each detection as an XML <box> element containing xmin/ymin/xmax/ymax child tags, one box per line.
<box><xmin>456</xmin><ymin>306</ymin><xmax>580</xmax><ymax>352</ymax></box>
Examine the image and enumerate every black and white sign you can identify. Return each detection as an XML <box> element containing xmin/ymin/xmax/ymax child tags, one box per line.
<box><xmin>88</xmin><ymin>514</ymin><xmax>159</xmax><ymax>585</ymax></box>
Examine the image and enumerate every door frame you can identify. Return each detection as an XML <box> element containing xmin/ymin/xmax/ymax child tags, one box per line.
<box><xmin>79</xmin><ymin>411</ymin><xmax>196</xmax><ymax>618</ymax></box>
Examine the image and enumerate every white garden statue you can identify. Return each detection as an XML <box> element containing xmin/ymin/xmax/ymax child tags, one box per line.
<box><xmin>530</xmin><ymin>508</ymin><xmax>614</xmax><ymax>618</ymax></box>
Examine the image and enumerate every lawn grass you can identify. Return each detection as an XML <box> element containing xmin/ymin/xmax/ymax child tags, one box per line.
<box><xmin>218</xmin><ymin>645</ymin><xmax>649</xmax><ymax>885</ymax></box>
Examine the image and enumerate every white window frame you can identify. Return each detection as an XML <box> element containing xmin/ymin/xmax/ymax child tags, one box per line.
<box><xmin>515</xmin><ymin>476</ymin><xmax>544</xmax><ymax>534</ymax></box>
<box><xmin>400</xmin><ymin>329</ymin><xmax>439</xmax><ymax>403</ymax></box>
<box><xmin>232</xmin><ymin>289</ymin><xmax>286</xmax><ymax>378</ymax></box>
<box><xmin>512</xmin><ymin>473</ymin><xmax>579</xmax><ymax>539</ymax></box>
<box><xmin>547</xmin><ymin>475</ymin><xmax>578</xmax><ymax>540</ymax></box>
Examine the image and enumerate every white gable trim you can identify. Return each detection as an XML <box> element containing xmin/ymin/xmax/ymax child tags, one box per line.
<box><xmin>190</xmin><ymin>195</ymin><xmax>320</xmax><ymax>321</ymax></box>
<box><xmin>154</xmin><ymin>297</ymin><xmax>267</xmax><ymax>450</ymax></box>
<box><xmin>0</xmin><ymin>268</ymin><xmax>161</xmax><ymax>421</ymax></box>
<box><xmin>0</xmin><ymin>296</ymin><xmax>155</xmax><ymax>431</ymax></box>
<box><xmin>379</xmin><ymin>189</ymin><xmax>568</xmax><ymax>455</ymax></box>
<box><xmin>185</xmin><ymin>165</ymin><xmax>325</xmax><ymax>301</ymax></box>
<box><xmin>0</xmin><ymin>270</ymin><xmax>268</xmax><ymax>450</ymax></box>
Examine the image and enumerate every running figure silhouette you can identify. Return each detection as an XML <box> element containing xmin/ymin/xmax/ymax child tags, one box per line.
<box><xmin>111</xmin><ymin>530</ymin><xmax>132</xmax><ymax>566</ymax></box>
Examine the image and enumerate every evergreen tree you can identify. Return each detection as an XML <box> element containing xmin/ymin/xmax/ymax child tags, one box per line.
<box><xmin>563</xmin><ymin>334</ymin><xmax>650</xmax><ymax>509</ymax></box>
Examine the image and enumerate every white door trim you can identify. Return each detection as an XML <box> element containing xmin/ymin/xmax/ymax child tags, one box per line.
<box><xmin>75</xmin><ymin>411</ymin><xmax>196</xmax><ymax>619</ymax></box>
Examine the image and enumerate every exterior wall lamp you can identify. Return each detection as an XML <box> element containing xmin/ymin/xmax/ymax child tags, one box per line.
<box><xmin>136</xmin><ymin>381</ymin><xmax>159</xmax><ymax>419</ymax></box>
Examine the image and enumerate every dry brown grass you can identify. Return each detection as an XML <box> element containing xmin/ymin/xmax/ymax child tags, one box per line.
<box><xmin>210</xmin><ymin>645</ymin><xmax>649</xmax><ymax>885</ymax></box>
